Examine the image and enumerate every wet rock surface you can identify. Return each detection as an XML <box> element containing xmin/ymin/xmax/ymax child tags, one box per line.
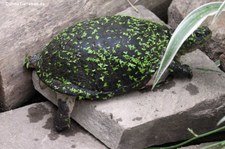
<box><xmin>0</xmin><ymin>102</ymin><xmax>107</xmax><ymax>149</ymax></box>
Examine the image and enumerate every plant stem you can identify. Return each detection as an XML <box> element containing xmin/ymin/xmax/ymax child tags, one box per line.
<box><xmin>201</xmin><ymin>140</ymin><xmax>225</xmax><ymax>149</ymax></box>
<box><xmin>146</xmin><ymin>125</ymin><xmax>225</xmax><ymax>149</ymax></box>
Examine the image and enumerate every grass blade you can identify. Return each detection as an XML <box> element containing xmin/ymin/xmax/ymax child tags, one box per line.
<box><xmin>200</xmin><ymin>140</ymin><xmax>225</xmax><ymax>149</ymax></box>
<box><xmin>217</xmin><ymin>116</ymin><xmax>225</xmax><ymax>126</ymax></box>
<box><xmin>212</xmin><ymin>1</ymin><xmax>225</xmax><ymax>24</ymax></box>
<box><xmin>146</xmin><ymin>125</ymin><xmax>225</xmax><ymax>149</ymax></box>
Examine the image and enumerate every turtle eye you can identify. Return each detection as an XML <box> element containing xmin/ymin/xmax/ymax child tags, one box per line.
<box><xmin>195</xmin><ymin>32</ymin><xmax>202</xmax><ymax>38</ymax></box>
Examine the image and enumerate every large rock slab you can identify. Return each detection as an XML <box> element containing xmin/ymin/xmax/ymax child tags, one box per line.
<box><xmin>0</xmin><ymin>102</ymin><xmax>107</xmax><ymax>149</ymax></box>
<box><xmin>168</xmin><ymin>0</ymin><xmax>225</xmax><ymax>61</ymax></box>
<box><xmin>0</xmin><ymin>0</ymin><xmax>171</xmax><ymax>111</ymax></box>
<box><xmin>117</xmin><ymin>5</ymin><xmax>168</xmax><ymax>26</ymax></box>
<box><xmin>33</xmin><ymin>49</ymin><xmax>225</xmax><ymax>149</ymax></box>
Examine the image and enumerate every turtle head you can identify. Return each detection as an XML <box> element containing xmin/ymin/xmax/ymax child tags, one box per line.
<box><xmin>24</xmin><ymin>53</ymin><xmax>40</xmax><ymax>69</ymax></box>
<box><xmin>178</xmin><ymin>26</ymin><xmax>212</xmax><ymax>56</ymax></box>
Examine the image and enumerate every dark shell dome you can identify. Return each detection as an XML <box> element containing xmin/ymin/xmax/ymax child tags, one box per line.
<box><xmin>36</xmin><ymin>15</ymin><xmax>171</xmax><ymax>100</ymax></box>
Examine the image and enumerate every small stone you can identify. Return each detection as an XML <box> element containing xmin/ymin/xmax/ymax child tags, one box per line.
<box><xmin>219</xmin><ymin>53</ymin><xmax>225</xmax><ymax>72</ymax></box>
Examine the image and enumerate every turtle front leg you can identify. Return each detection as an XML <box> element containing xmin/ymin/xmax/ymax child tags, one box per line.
<box><xmin>169</xmin><ymin>60</ymin><xmax>193</xmax><ymax>79</ymax></box>
<box><xmin>54</xmin><ymin>93</ymin><xmax>76</xmax><ymax>132</ymax></box>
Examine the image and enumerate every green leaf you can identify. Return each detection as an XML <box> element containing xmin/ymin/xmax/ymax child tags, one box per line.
<box><xmin>152</xmin><ymin>2</ymin><xmax>225</xmax><ymax>89</ymax></box>
<box><xmin>200</xmin><ymin>140</ymin><xmax>225</xmax><ymax>149</ymax></box>
<box><xmin>217</xmin><ymin>116</ymin><xmax>225</xmax><ymax>126</ymax></box>
<box><xmin>146</xmin><ymin>125</ymin><xmax>225</xmax><ymax>149</ymax></box>
<box><xmin>212</xmin><ymin>0</ymin><xmax>225</xmax><ymax>24</ymax></box>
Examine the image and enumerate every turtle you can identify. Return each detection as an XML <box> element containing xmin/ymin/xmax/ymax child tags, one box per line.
<box><xmin>24</xmin><ymin>15</ymin><xmax>211</xmax><ymax>132</ymax></box>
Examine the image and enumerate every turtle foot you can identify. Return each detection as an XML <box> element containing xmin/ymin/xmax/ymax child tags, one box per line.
<box><xmin>54</xmin><ymin>98</ymin><xmax>71</xmax><ymax>132</ymax></box>
<box><xmin>54</xmin><ymin>108</ymin><xmax>71</xmax><ymax>132</ymax></box>
<box><xmin>54</xmin><ymin>95</ymin><xmax>76</xmax><ymax>132</ymax></box>
<box><xmin>170</xmin><ymin>61</ymin><xmax>193</xmax><ymax>79</ymax></box>
<box><xmin>179</xmin><ymin>64</ymin><xmax>193</xmax><ymax>79</ymax></box>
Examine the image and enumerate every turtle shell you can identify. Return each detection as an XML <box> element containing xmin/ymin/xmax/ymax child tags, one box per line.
<box><xmin>36</xmin><ymin>15</ymin><xmax>171</xmax><ymax>100</ymax></box>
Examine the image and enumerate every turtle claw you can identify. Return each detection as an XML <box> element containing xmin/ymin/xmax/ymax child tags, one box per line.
<box><xmin>54</xmin><ymin>109</ymin><xmax>71</xmax><ymax>132</ymax></box>
<box><xmin>169</xmin><ymin>61</ymin><xmax>193</xmax><ymax>79</ymax></box>
<box><xmin>139</xmin><ymin>85</ymin><xmax>151</xmax><ymax>93</ymax></box>
<box><xmin>181</xmin><ymin>64</ymin><xmax>193</xmax><ymax>79</ymax></box>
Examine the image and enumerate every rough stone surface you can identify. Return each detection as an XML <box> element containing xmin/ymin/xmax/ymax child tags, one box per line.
<box><xmin>168</xmin><ymin>0</ymin><xmax>225</xmax><ymax>61</ymax></box>
<box><xmin>0</xmin><ymin>102</ymin><xmax>107</xmax><ymax>149</ymax></box>
<box><xmin>220</xmin><ymin>53</ymin><xmax>225</xmax><ymax>72</ymax></box>
<box><xmin>117</xmin><ymin>5</ymin><xmax>167</xmax><ymax>26</ymax></box>
<box><xmin>33</xmin><ymin>49</ymin><xmax>225</xmax><ymax>149</ymax></box>
<box><xmin>0</xmin><ymin>0</ymin><xmax>171</xmax><ymax>111</ymax></box>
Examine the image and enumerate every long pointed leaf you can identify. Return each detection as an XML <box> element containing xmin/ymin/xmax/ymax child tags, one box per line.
<box><xmin>152</xmin><ymin>2</ymin><xmax>225</xmax><ymax>89</ymax></box>
<box><xmin>212</xmin><ymin>1</ymin><xmax>225</xmax><ymax>24</ymax></box>
<box><xmin>217</xmin><ymin>115</ymin><xmax>225</xmax><ymax>126</ymax></box>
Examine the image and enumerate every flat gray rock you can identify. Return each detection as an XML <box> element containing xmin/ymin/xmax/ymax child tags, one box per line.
<box><xmin>117</xmin><ymin>5</ymin><xmax>166</xmax><ymax>26</ymax></box>
<box><xmin>33</xmin><ymin>49</ymin><xmax>225</xmax><ymax>149</ymax></box>
<box><xmin>0</xmin><ymin>102</ymin><xmax>107</xmax><ymax>149</ymax></box>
